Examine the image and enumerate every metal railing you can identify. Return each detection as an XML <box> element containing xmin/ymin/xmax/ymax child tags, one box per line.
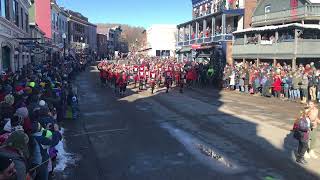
<box><xmin>252</xmin><ymin>5</ymin><xmax>320</xmax><ymax>25</ymax></box>
<box><xmin>177</xmin><ymin>34</ymin><xmax>233</xmax><ymax>46</ymax></box>
<box><xmin>232</xmin><ymin>39</ymin><xmax>320</xmax><ymax>58</ymax></box>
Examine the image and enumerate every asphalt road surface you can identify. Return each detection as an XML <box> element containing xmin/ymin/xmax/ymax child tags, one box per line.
<box><xmin>57</xmin><ymin>64</ymin><xmax>320</xmax><ymax>180</ymax></box>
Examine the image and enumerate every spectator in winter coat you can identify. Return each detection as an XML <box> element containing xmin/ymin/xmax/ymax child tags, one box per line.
<box><xmin>301</xmin><ymin>74</ymin><xmax>309</xmax><ymax>104</ymax></box>
<box><xmin>30</xmin><ymin>122</ymin><xmax>61</xmax><ymax>180</ymax></box>
<box><xmin>0</xmin><ymin>95</ymin><xmax>15</xmax><ymax>130</ymax></box>
<box><xmin>0</xmin><ymin>131</ymin><xmax>29</xmax><ymax>180</ymax></box>
<box><xmin>254</xmin><ymin>76</ymin><xmax>260</xmax><ymax>94</ymax></box>
<box><xmin>309</xmin><ymin>74</ymin><xmax>317</xmax><ymax>101</ymax></box>
<box><xmin>292</xmin><ymin>73</ymin><xmax>301</xmax><ymax>100</ymax></box>
<box><xmin>273</xmin><ymin>76</ymin><xmax>282</xmax><ymax>98</ymax></box>
<box><xmin>38</xmin><ymin>105</ymin><xmax>56</xmax><ymax>129</ymax></box>
<box><xmin>15</xmin><ymin>107</ymin><xmax>32</xmax><ymax>135</ymax></box>
<box><xmin>0</xmin><ymin>155</ymin><xmax>17</xmax><ymax>180</ymax></box>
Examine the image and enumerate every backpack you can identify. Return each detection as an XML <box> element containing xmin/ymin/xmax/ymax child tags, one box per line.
<box><xmin>298</xmin><ymin>117</ymin><xmax>310</xmax><ymax>132</ymax></box>
<box><xmin>293</xmin><ymin>117</ymin><xmax>310</xmax><ymax>140</ymax></box>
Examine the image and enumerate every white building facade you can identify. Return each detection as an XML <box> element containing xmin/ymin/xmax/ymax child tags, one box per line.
<box><xmin>146</xmin><ymin>24</ymin><xmax>176</xmax><ymax>57</ymax></box>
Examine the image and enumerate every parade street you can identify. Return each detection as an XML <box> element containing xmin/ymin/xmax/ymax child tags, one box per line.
<box><xmin>58</xmin><ymin>64</ymin><xmax>320</xmax><ymax>180</ymax></box>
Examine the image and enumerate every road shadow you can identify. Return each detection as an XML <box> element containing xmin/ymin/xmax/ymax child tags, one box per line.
<box><xmin>60</xmin><ymin>64</ymin><xmax>320</xmax><ymax>180</ymax></box>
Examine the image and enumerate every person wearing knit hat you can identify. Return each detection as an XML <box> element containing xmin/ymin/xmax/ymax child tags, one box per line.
<box><xmin>3</xmin><ymin>84</ymin><xmax>12</xmax><ymax>95</ymax></box>
<box><xmin>15</xmin><ymin>107</ymin><xmax>32</xmax><ymax>135</ymax></box>
<box><xmin>4</xmin><ymin>94</ymin><xmax>14</xmax><ymax>106</ymax></box>
<box><xmin>3</xmin><ymin>131</ymin><xmax>29</xmax><ymax>157</ymax></box>
<box><xmin>0</xmin><ymin>131</ymin><xmax>28</xmax><ymax>180</ymax></box>
<box><xmin>28</xmin><ymin>82</ymin><xmax>36</xmax><ymax>88</ymax></box>
<box><xmin>24</xmin><ymin>87</ymin><xmax>32</xmax><ymax>94</ymax></box>
<box><xmin>15</xmin><ymin>107</ymin><xmax>29</xmax><ymax>119</ymax></box>
<box><xmin>0</xmin><ymin>155</ymin><xmax>16</xmax><ymax>180</ymax></box>
<box><xmin>39</xmin><ymin>100</ymin><xmax>46</xmax><ymax>107</ymax></box>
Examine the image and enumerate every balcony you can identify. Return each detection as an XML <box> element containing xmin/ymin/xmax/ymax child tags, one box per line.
<box><xmin>177</xmin><ymin>34</ymin><xmax>232</xmax><ymax>47</ymax></box>
<box><xmin>252</xmin><ymin>5</ymin><xmax>320</xmax><ymax>27</ymax></box>
<box><xmin>232</xmin><ymin>39</ymin><xmax>320</xmax><ymax>59</ymax></box>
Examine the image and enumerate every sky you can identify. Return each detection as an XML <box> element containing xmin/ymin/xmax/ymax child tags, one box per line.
<box><xmin>57</xmin><ymin>0</ymin><xmax>193</xmax><ymax>28</ymax></box>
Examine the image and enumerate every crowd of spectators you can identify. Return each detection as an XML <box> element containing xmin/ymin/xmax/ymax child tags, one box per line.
<box><xmin>223</xmin><ymin>61</ymin><xmax>320</xmax><ymax>104</ymax></box>
<box><xmin>0</xmin><ymin>56</ymin><xmax>87</xmax><ymax>180</ymax></box>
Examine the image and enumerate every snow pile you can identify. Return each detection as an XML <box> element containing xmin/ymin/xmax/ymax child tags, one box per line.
<box><xmin>309</xmin><ymin>0</ymin><xmax>320</xmax><ymax>4</ymax></box>
<box><xmin>161</xmin><ymin>123</ymin><xmax>244</xmax><ymax>174</ymax></box>
<box><xmin>55</xmin><ymin>128</ymin><xmax>77</xmax><ymax>172</ymax></box>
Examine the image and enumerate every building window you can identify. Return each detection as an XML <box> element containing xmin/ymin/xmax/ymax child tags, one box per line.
<box><xmin>52</xmin><ymin>13</ymin><xmax>54</xmax><ymax>28</ymax></box>
<box><xmin>265</xmin><ymin>5</ymin><xmax>271</xmax><ymax>14</ymax></box>
<box><xmin>56</xmin><ymin>16</ymin><xmax>58</xmax><ymax>29</ymax></box>
<box><xmin>20</xmin><ymin>8</ymin><xmax>23</xmax><ymax>29</ymax></box>
<box><xmin>0</xmin><ymin>0</ymin><xmax>5</xmax><ymax>17</ymax></box>
<box><xmin>1</xmin><ymin>0</ymin><xmax>9</xmax><ymax>20</ymax></box>
<box><xmin>25</xmin><ymin>13</ymin><xmax>28</xmax><ymax>32</ymax></box>
<box><xmin>13</xmin><ymin>0</ymin><xmax>18</xmax><ymax>26</ymax></box>
<box><xmin>156</xmin><ymin>50</ymin><xmax>161</xmax><ymax>57</ymax></box>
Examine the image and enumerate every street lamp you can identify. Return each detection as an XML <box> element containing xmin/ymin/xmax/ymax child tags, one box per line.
<box><xmin>62</xmin><ymin>33</ymin><xmax>67</xmax><ymax>59</ymax></box>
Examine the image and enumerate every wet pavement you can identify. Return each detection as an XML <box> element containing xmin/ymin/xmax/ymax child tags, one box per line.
<box><xmin>57</xmin><ymin>64</ymin><xmax>320</xmax><ymax>180</ymax></box>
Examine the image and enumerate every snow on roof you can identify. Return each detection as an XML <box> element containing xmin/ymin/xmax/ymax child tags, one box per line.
<box><xmin>309</xmin><ymin>0</ymin><xmax>320</xmax><ymax>4</ymax></box>
<box><xmin>233</xmin><ymin>23</ymin><xmax>320</xmax><ymax>34</ymax></box>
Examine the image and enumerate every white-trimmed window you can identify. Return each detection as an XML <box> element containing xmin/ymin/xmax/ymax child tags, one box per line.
<box><xmin>13</xmin><ymin>0</ymin><xmax>18</xmax><ymax>26</ymax></box>
<box><xmin>265</xmin><ymin>5</ymin><xmax>271</xmax><ymax>14</ymax></box>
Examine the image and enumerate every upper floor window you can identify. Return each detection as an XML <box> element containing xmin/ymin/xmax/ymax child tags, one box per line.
<box><xmin>265</xmin><ymin>5</ymin><xmax>271</xmax><ymax>14</ymax></box>
<box><xmin>1</xmin><ymin>0</ymin><xmax>10</xmax><ymax>20</ymax></box>
<box><xmin>25</xmin><ymin>13</ymin><xmax>28</xmax><ymax>32</ymax></box>
<box><xmin>13</xmin><ymin>0</ymin><xmax>18</xmax><ymax>26</ymax></box>
<box><xmin>0</xmin><ymin>0</ymin><xmax>5</xmax><ymax>17</ymax></box>
<box><xmin>20</xmin><ymin>7</ymin><xmax>23</xmax><ymax>29</ymax></box>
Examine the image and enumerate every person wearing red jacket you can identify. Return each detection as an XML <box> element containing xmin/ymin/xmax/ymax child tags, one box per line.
<box><xmin>164</xmin><ymin>69</ymin><xmax>173</xmax><ymax>93</ymax></box>
<box><xmin>133</xmin><ymin>65</ymin><xmax>139</xmax><ymax>73</ymax></box>
<box><xmin>133</xmin><ymin>73</ymin><xmax>139</xmax><ymax>88</ymax></box>
<box><xmin>118</xmin><ymin>72</ymin><xmax>128</xmax><ymax>96</ymax></box>
<box><xmin>149</xmin><ymin>71</ymin><xmax>157</xmax><ymax>94</ymax></box>
<box><xmin>186</xmin><ymin>69</ymin><xmax>193</xmax><ymax>87</ymax></box>
<box><xmin>139</xmin><ymin>69</ymin><xmax>145</xmax><ymax>90</ymax></box>
<box><xmin>175</xmin><ymin>71</ymin><xmax>180</xmax><ymax>86</ymax></box>
<box><xmin>114</xmin><ymin>71</ymin><xmax>121</xmax><ymax>94</ymax></box>
<box><xmin>175</xmin><ymin>70</ymin><xmax>184</xmax><ymax>93</ymax></box>
<box><xmin>273</xmin><ymin>76</ymin><xmax>282</xmax><ymax>98</ymax></box>
<box><xmin>108</xmin><ymin>70</ymin><xmax>113</xmax><ymax>87</ymax></box>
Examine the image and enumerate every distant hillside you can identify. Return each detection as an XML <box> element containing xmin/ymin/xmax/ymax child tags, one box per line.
<box><xmin>96</xmin><ymin>23</ymin><xmax>145</xmax><ymax>51</ymax></box>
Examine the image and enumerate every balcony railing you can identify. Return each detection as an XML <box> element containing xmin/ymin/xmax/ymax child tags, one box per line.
<box><xmin>252</xmin><ymin>5</ymin><xmax>320</xmax><ymax>26</ymax></box>
<box><xmin>232</xmin><ymin>39</ymin><xmax>320</xmax><ymax>59</ymax></box>
<box><xmin>177</xmin><ymin>34</ymin><xmax>233</xmax><ymax>47</ymax></box>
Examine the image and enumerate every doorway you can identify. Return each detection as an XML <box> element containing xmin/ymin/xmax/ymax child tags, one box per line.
<box><xmin>2</xmin><ymin>46</ymin><xmax>11</xmax><ymax>72</ymax></box>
